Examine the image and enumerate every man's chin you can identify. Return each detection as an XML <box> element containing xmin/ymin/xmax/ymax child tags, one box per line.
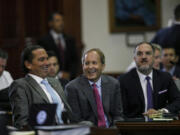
<box><xmin>40</xmin><ymin>72</ymin><xmax>48</xmax><ymax>78</ymax></box>
<box><xmin>86</xmin><ymin>75</ymin><xmax>97</xmax><ymax>82</ymax></box>
<box><xmin>138</xmin><ymin>66</ymin><xmax>152</xmax><ymax>75</ymax></box>
<box><xmin>139</xmin><ymin>66</ymin><xmax>149</xmax><ymax>70</ymax></box>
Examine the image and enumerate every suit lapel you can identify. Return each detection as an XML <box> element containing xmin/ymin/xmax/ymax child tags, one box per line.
<box><xmin>132</xmin><ymin>69</ymin><xmax>145</xmax><ymax>108</ymax></box>
<box><xmin>25</xmin><ymin>75</ymin><xmax>50</xmax><ymax>103</ymax></box>
<box><xmin>80</xmin><ymin>76</ymin><xmax>98</xmax><ymax>118</ymax></box>
<box><xmin>152</xmin><ymin>69</ymin><xmax>159</xmax><ymax>109</ymax></box>
<box><xmin>48</xmin><ymin>78</ymin><xmax>72</xmax><ymax>112</ymax></box>
<box><xmin>101</xmin><ymin>76</ymin><xmax>110</xmax><ymax>115</ymax></box>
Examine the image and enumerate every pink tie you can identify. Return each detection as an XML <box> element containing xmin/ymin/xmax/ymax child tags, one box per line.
<box><xmin>92</xmin><ymin>84</ymin><xmax>106</xmax><ymax>127</ymax></box>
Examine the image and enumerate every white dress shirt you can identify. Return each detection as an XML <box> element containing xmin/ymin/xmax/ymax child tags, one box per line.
<box><xmin>136</xmin><ymin>69</ymin><xmax>153</xmax><ymax>113</ymax></box>
<box><xmin>50</xmin><ymin>30</ymin><xmax>66</xmax><ymax>49</ymax></box>
<box><xmin>0</xmin><ymin>70</ymin><xmax>13</xmax><ymax>90</ymax></box>
<box><xmin>28</xmin><ymin>74</ymin><xmax>64</xmax><ymax>110</ymax></box>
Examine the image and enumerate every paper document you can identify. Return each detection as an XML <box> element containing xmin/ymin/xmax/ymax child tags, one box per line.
<box><xmin>36</xmin><ymin>124</ymin><xmax>90</xmax><ymax>135</ymax></box>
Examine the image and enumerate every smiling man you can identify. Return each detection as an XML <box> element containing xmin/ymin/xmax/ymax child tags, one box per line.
<box><xmin>66</xmin><ymin>48</ymin><xmax>123</xmax><ymax>127</ymax></box>
<box><xmin>120</xmin><ymin>42</ymin><xmax>180</xmax><ymax>118</ymax></box>
<box><xmin>9</xmin><ymin>45</ymin><xmax>72</xmax><ymax>129</ymax></box>
<box><xmin>161</xmin><ymin>46</ymin><xmax>180</xmax><ymax>80</ymax></box>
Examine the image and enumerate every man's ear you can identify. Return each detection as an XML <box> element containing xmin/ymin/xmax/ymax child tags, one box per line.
<box><xmin>24</xmin><ymin>61</ymin><xmax>32</xmax><ymax>70</ymax></box>
<box><xmin>102</xmin><ymin>64</ymin><xmax>105</xmax><ymax>71</ymax></box>
<box><xmin>175</xmin><ymin>55</ymin><xmax>179</xmax><ymax>63</ymax></box>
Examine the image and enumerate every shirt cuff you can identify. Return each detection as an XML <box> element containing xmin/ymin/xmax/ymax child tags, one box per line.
<box><xmin>159</xmin><ymin>108</ymin><xmax>169</xmax><ymax>113</ymax></box>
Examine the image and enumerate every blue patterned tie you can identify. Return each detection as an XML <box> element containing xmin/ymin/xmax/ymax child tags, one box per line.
<box><xmin>146</xmin><ymin>76</ymin><xmax>153</xmax><ymax>110</ymax></box>
<box><xmin>41</xmin><ymin>79</ymin><xmax>63</xmax><ymax>123</ymax></box>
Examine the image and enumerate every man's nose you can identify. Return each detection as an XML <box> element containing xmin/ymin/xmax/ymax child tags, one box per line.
<box><xmin>88</xmin><ymin>63</ymin><xmax>93</xmax><ymax>68</ymax></box>
<box><xmin>142</xmin><ymin>53</ymin><xmax>147</xmax><ymax>58</ymax></box>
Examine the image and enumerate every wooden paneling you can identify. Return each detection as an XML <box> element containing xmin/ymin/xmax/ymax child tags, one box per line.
<box><xmin>0</xmin><ymin>0</ymin><xmax>82</xmax><ymax>79</ymax></box>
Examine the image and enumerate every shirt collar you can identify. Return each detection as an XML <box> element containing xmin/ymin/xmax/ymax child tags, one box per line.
<box><xmin>28</xmin><ymin>73</ymin><xmax>47</xmax><ymax>84</ymax></box>
<box><xmin>88</xmin><ymin>77</ymin><xmax>102</xmax><ymax>88</ymax></box>
<box><xmin>162</xmin><ymin>65</ymin><xmax>176</xmax><ymax>76</ymax></box>
<box><xmin>136</xmin><ymin>69</ymin><xmax>153</xmax><ymax>81</ymax></box>
<box><xmin>50</xmin><ymin>30</ymin><xmax>63</xmax><ymax>40</ymax></box>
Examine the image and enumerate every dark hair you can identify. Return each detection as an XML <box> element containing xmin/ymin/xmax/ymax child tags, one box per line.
<box><xmin>47</xmin><ymin>50</ymin><xmax>59</xmax><ymax>63</ymax></box>
<box><xmin>134</xmin><ymin>42</ymin><xmax>155</xmax><ymax>55</ymax></box>
<box><xmin>47</xmin><ymin>51</ymin><xmax>58</xmax><ymax>58</ymax></box>
<box><xmin>48</xmin><ymin>12</ymin><xmax>64</xmax><ymax>22</ymax></box>
<box><xmin>21</xmin><ymin>45</ymin><xmax>44</xmax><ymax>73</ymax></box>
<box><xmin>174</xmin><ymin>4</ymin><xmax>180</xmax><ymax>20</ymax></box>
<box><xmin>0</xmin><ymin>49</ymin><xmax>8</xmax><ymax>59</ymax></box>
<box><xmin>82</xmin><ymin>48</ymin><xmax>105</xmax><ymax>65</ymax></box>
<box><xmin>162</xmin><ymin>45</ymin><xmax>177</xmax><ymax>56</ymax></box>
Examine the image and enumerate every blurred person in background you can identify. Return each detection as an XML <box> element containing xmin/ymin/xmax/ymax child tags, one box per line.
<box><xmin>161</xmin><ymin>46</ymin><xmax>180</xmax><ymax>80</ymax></box>
<box><xmin>47</xmin><ymin>51</ymin><xmax>69</xmax><ymax>89</ymax></box>
<box><xmin>38</xmin><ymin>12</ymin><xmax>78</xmax><ymax>80</ymax></box>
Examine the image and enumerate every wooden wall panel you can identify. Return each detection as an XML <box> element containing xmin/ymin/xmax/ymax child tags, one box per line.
<box><xmin>0</xmin><ymin>1</ymin><xmax>17</xmax><ymax>38</ymax></box>
<box><xmin>0</xmin><ymin>0</ymin><xmax>25</xmax><ymax>79</ymax></box>
<box><xmin>0</xmin><ymin>0</ymin><xmax>82</xmax><ymax>79</ymax></box>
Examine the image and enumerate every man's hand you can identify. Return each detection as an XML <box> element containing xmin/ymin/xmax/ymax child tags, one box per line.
<box><xmin>59</xmin><ymin>71</ymin><xmax>70</xmax><ymax>80</ymax></box>
<box><xmin>143</xmin><ymin>108</ymin><xmax>158</xmax><ymax>116</ymax></box>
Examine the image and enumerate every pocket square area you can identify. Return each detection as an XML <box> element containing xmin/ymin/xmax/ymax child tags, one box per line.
<box><xmin>158</xmin><ymin>89</ymin><xmax>168</xmax><ymax>94</ymax></box>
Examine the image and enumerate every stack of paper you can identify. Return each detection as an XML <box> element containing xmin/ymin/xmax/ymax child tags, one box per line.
<box><xmin>35</xmin><ymin>124</ymin><xmax>90</xmax><ymax>135</ymax></box>
<box><xmin>9</xmin><ymin>131</ymin><xmax>35</xmax><ymax>135</ymax></box>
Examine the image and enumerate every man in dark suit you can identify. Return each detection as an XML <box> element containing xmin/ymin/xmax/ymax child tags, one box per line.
<box><xmin>38</xmin><ymin>12</ymin><xmax>78</xmax><ymax>80</ymax></box>
<box><xmin>161</xmin><ymin>46</ymin><xmax>180</xmax><ymax>80</ymax></box>
<box><xmin>66</xmin><ymin>48</ymin><xmax>123</xmax><ymax>127</ymax></box>
<box><xmin>9</xmin><ymin>45</ymin><xmax>72</xmax><ymax>129</ymax></box>
<box><xmin>151</xmin><ymin>4</ymin><xmax>180</xmax><ymax>66</ymax></box>
<box><xmin>120</xmin><ymin>42</ymin><xmax>180</xmax><ymax>118</ymax></box>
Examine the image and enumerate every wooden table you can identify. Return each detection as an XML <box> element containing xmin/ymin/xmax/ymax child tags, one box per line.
<box><xmin>116</xmin><ymin>120</ymin><xmax>180</xmax><ymax>135</ymax></box>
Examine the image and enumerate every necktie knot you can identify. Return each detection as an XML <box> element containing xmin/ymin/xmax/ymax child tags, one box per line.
<box><xmin>92</xmin><ymin>83</ymin><xmax>97</xmax><ymax>88</ymax></box>
<box><xmin>146</xmin><ymin>76</ymin><xmax>150</xmax><ymax>81</ymax></box>
<box><xmin>41</xmin><ymin>79</ymin><xmax>48</xmax><ymax>85</ymax></box>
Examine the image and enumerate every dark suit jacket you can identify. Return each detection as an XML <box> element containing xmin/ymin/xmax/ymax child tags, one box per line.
<box><xmin>0</xmin><ymin>88</ymin><xmax>11</xmax><ymax>111</ymax></box>
<box><xmin>160</xmin><ymin>65</ymin><xmax>180</xmax><ymax>79</ymax></box>
<box><xmin>151</xmin><ymin>24</ymin><xmax>180</xmax><ymax>65</ymax></box>
<box><xmin>120</xmin><ymin>68</ymin><xmax>180</xmax><ymax>118</ymax></box>
<box><xmin>59</xmin><ymin>78</ymin><xmax>69</xmax><ymax>90</ymax></box>
<box><xmin>8</xmin><ymin>75</ymin><xmax>72</xmax><ymax>129</ymax></box>
<box><xmin>38</xmin><ymin>33</ymin><xmax>78</xmax><ymax>79</ymax></box>
<box><xmin>65</xmin><ymin>75</ymin><xmax>123</xmax><ymax>126</ymax></box>
<box><xmin>173</xmin><ymin>66</ymin><xmax>180</xmax><ymax>78</ymax></box>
